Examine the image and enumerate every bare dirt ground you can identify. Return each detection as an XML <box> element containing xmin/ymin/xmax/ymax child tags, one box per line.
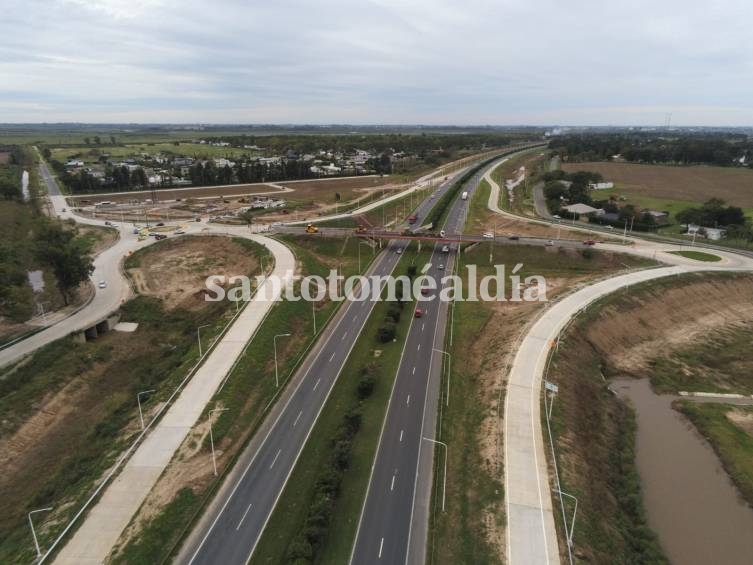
<box><xmin>561</xmin><ymin>162</ymin><xmax>753</xmax><ymax>208</ymax></box>
<box><xmin>67</xmin><ymin>183</ymin><xmax>282</xmax><ymax>205</ymax></box>
<box><xmin>727</xmin><ymin>408</ymin><xmax>753</xmax><ymax>436</ymax></box>
<box><xmin>126</xmin><ymin>236</ymin><xmax>258</xmax><ymax>310</ymax></box>
<box><xmin>582</xmin><ymin>275</ymin><xmax>753</xmax><ymax>376</ymax></box>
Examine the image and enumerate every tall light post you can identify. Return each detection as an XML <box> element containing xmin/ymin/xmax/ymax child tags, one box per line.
<box><xmin>422</xmin><ymin>437</ymin><xmax>447</xmax><ymax>511</ymax></box>
<box><xmin>137</xmin><ymin>389</ymin><xmax>156</xmax><ymax>430</ymax></box>
<box><xmin>28</xmin><ymin>507</ymin><xmax>53</xmax><ymax>560</ymax></box>
<box><xmin>208</xmin><ymin>407</ymin><xmax>229</xmax><ymax>476</ymax></box>
<box><xmin>197</xmin><ymin>324</ymin><xmax>210</xmax><ymax>358</ymax></box>
<box><xmin>433</xmin><ymin>348</ymin><xmax>452</xmax><ymax>406</ymax></box>
<box><xmin>273</xmin><ymin>333</ymin><xmax>291</xmax><ymax>387</ymax></box>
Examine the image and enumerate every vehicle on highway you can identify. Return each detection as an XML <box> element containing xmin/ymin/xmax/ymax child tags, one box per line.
<box><xmin>271</xmin><ymin>222</ymin><xmax>283</xmax><ymax>227</ymax></box>
<box><xmin>440</xmin><ymin>230</ymin><xmax>446</xmax><ymax>238</ymax></box>
<box><xmin>155</xmin><ymin>234</ymin><xmax>168</xmax><ymax>240</ymax></box>
<box><xmin>509</xmin><ymin>235</ymin><xmax>520</xmax><ymax>240</ymax></box>
<box><xmin>133</xmin><ymin>228</ymin><xmax>141</xmax><ymax>234</ymax></box>
<box><xmin>104</xmin><ymin>220</ymin><xmax>111</xmax><ymax>226</ymax></box>
<box><xmin>110</xmin><ymin>223</ymin><xmax>119</xmax><ymax>228</ymax></box>
<box><xmin>546</xmin><ymin>240</ymin><xmax>554</xmax><ymax>246</ymax></box>
<box><xmin>420</xmin><ymin>287</ymin><xmax>430</xmax><ymax>295</ymax></box>
<box><xmin>553</xmin><ymin>214</ymin><xmax>561</xmax><ymax>219</ymax></box>
<box><xmin>174</xmin><ymin>229</ymin><xmax>185</xmax><ymax>235</ymax></box>
<box><xmin>441</xmin><ymin>245</ymin><xmax>449</xmax><ymax>253</ymax></box>
<box><xmin>148</xmin><ymin>232</ymin><xmax>158</xmax><ymax>237</ymax></box>
<box><xmin>305</xmin><ymin>223</ymin><xmax>319</xmax><ymax>234</ymax></box>
<box><xmin>482</xmin><ymin>232</ymin><xmax>493</xmax><ymax>239</ymax></box>
<box><xmin>156</xmin><ymin>222</ymin><xmax>165</xmax><ymax>227</ymax></box>
<box><xmin>396</xmin><ymin>248</ymin><xmax>403</xmax><ymax>254</ymax></box>
<box><xmin>438</xmin><ymin>263</ymin><xmax>445</xmax><ymax>270</ymax></box>
<box><xmin>408</xmin><ymin>213</ymin><xmax>418</xmax><ymax>224</ymax></box>
<box><xmin>414</xmin><ymin>308</ymin><xmax>423</xmax><ymax>318</ymax></box>
<box><xmin>583</xmin><ymin>240</ymin><xmax>596</xmax><ymax>246</ymax></box>
<box><xmin>98</xmin><ymin>280</ymin><xmax>107</xmax><ymax>289</ymax></box>
<box><xmin>461</xmin><ymin>191</ymin><xmax>469</xmax><ymax>200</ymax></box>
<box><xmin>195</xmin><ymin>217</ymin><xmax>202</xmax><ymax>222</ymax></box>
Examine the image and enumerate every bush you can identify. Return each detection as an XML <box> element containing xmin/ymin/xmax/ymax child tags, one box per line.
<box><xmin>377</xmin><ymin>322</ymin><xmax>396</xmax><ymax>342</ymax></box>
<box><xmin>357</xmin><ymin>375</ymin><xmax>376</xmax><ymax>399</ymax></box>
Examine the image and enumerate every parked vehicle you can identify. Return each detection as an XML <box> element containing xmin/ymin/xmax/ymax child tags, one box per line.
<box><xmin>156</xmin><ymin>222</ymin><xmax>165</xmax><ymax>227</ymax></box>
<box><xmin>98</xmin><ymin>280</ymin><xmax>107</xmax><ymax>289</ymax></box>
<box><xmin>482</xmin><ymin>232</ymin><xmax>493</xmax><ymax>239</ymax></box>
<box><xmin>461</xmin><ymin>191</ymin><xmax>469</xmax><ymax>200</ymax></box>
<box><xmin>545</xmin><ymin>240</ymin><xmax>554</xmax><ymax>246</ymax></box>
<box><xmin>155</xmin><ymin>234</ymin><xmax>168</xmax><ymax>240</ymax></box>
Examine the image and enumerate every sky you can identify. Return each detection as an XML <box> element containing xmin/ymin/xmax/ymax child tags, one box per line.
<box><xmin>1</xmin><ymin>0</ymin><xmax>752</xmax><ymax>125</ymax></box>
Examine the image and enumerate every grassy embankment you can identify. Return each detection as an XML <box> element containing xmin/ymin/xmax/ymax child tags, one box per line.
<box><xmin>676</xmin><ymin>403</ymin><xmax>753</xmax><ymax>507</ymax></box>
<box><xmin>426</xmin><ymin>243</ymin><xmax>656</xmax><ymax>564</ymax></box>
<box><xmin>491</xmin><ymin>149</ymin><xmax>547</xmax><ymax>216</ymax></box>
<box><xmin>109</xmin><ymin>234</ymin><xmax>377</xmax><ymax>564</ymax></box>
<box><xmin>542</xmin><ymin>272</ymin><xmax>753</xmax><ymax>562</ymax></box>
<box><xmin>0</xmin><ymin>291</ymin><xmax>241</xmax><ymax>564</ymax></box>
<box><xmin>251</xmin><ymin>245</ymin><xmax>424</xmax><ymax>564</ymax></box>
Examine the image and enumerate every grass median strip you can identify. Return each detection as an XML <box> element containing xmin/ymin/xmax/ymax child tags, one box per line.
<box><xmin>668</xmin><ymin>250</ymin><xmax>722</xmax><ymax>262</ymax></box>
<box><xmin>251</xmin><ymin>245</ymin><xmax>425</xmax><ymax>564</ymax></box>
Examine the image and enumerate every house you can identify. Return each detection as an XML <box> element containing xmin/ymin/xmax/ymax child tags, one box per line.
<box><xmin>640</xmin><ymin>209</ymin><xmax>669</xmax><ymax>225</ymax></box>
<box><xmin>563</xmin><ymin>203</ymin><xmax>602</xmax><ymax>216</ymax></box>
<box><xmin>214</xmin><ymin>158</ymin><xmax>235</xmax><ymax>168</ymax></box>
<box><xmin>65</xmin><ymin>160</ymin><xmax>84</xmax><ymax>168</ymax></box>
<box><xmin>589</xmin><ymin>182</ymin><xmax>614</xmax><ymax>190</ymax></box>
<box><xmin>686</xmin><ymin>224</ymin><xmax>727</xmax><ymax>240</ymax></box>
<box><xmin>323</xmin><ymin>164</ymin><xmax>342</xmax><ymax>175</ymax></box>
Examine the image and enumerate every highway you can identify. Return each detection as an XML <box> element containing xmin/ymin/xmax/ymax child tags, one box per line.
<box><xmin>177</xmin><ymin>174</ymin><xmax>460</xmax><ymax>565</ymax></box>
<box><xmin>349</xmin><ymin>155</ymin><xmax>498</xmax><ymax>565</ymax></box>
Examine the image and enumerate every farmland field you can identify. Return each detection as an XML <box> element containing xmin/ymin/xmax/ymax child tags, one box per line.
<box><xmin>561</xmin><ymin>162</ymin><xmax>753</xmax><ymax>209</ymax></box>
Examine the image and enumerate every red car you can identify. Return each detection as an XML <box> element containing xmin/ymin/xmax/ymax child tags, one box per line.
<box><xmin>414</xmin><ymin>308</ymin><xmax>424</xmax><ymax>318</ymax></box>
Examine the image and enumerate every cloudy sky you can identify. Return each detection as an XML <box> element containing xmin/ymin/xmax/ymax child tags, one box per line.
<box><xmin>1</xmin><ymin>0</ymin><xmax>751</xmax><ymax>125</ymax></box>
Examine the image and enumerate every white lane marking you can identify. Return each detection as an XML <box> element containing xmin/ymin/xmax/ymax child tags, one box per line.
<box><xmin>421</xmin><ymin>323</ymin><xmax>425</xmax><ymax>332</ymax></box>
<box><xmin>313</xmin><ymin>378</ymin><xmax>321</xmax><ymax>391</ymax></box>
<box><xmin>329</xmin><ymin>352</ymin><xmax>335</xmax><ymax>362</ymax></box>
<box><xmin>379</xmin><ymin>537</ymin><xmax>384</xmax><ymax>559</ymax></box>
<box><xmin>399</xmin><ymin>429</ymin><xmax>404</xmax><ymax>442</ymax></box>
<box><xmin>390</xmin><ymin>474</ymin><xmax>396</xmax><ymax>491</ymax></box>
<box><xmin>412</xmin><ymin>366</ymin><xmax>416</xmax><ymax>375</ymax></box>
<box><xmin>341</xmin><ymin>331</ymin><xmax>348</xmax><ymax>341</ymax></box>
<box><xmin>353</xmin><ymin>315</ymin><xmax>358</xmax><ymax>322</ymax></box>
<box><xmin>293</xmin><ymin>410</ymin><xmax>303</xmax><ymax>427</ymax></box>
<box><xmin>406</xmin><ymin>395</ymin><xmax>410</xmax><ymax>406</ymax></box>
<box><xmin>269</xmin><ymin>449</ymin><xmax>281</xmax><ymax>469</ymax></box>
<box><xmin>236</xmin><ymin>503</ymin><xmax>253</xmax><ymax>530</ymax></box>
<box><xmin>417</xmin><ymin>343</ymin><xmax>421</xmax><ymax>351</ymax></box>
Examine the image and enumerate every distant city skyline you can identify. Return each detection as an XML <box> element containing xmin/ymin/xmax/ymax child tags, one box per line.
<box><xmin>1</xmin><ymin>0</ymin><xmax>751</xmax><ymax>125</ymax></box>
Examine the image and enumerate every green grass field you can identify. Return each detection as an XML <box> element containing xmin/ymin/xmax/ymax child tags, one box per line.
<box><xmin>669</xmin><ymin>250</ymin><xmax>722</xmax><ymax>262</ymax></box>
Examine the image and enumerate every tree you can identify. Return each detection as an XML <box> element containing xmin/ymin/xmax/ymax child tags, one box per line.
<box><xmin>93</xmin><ymin>136</ymin><xmax>101</xmax><ymax>145</ymax></box>
<box><xmin>34</xmin><ymin>222</ymin><xmax>94</xmax><ymax>304</ymax></box>
<box><xmin>110</xmin><ymin>135</ymin><xmax>117</xmax><ymax>145</ymax></box>
<box><xmin>84</xmin><ymin>137</ymin><xmax>90</xmax><ymax>145</ymax></box>
<box><xmin>42</xmin><ymin>147</ymin><xmax>52</xmax><ymax>160</ymax></box>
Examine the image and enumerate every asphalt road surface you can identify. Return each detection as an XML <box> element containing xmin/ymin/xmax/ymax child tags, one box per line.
<box><xmin>350</xmin><ymin>156</ymin><xmax>499</xmax><ymax>565</ymax></box>
<box><xmin>179</xmin><ymin>174</ymin><xmax>461</xmax><ymax>565</ymax></box>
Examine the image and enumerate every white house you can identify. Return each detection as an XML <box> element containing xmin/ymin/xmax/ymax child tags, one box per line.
<box><xmin>589</xmin><ymin>182</ymin><xmax>614</xmax><ymax>190</ymax></box>
<box><xmin>563</xmin><ymin>203</ymin><xmax>602</xmax><ymax>216</ymax></box>
<box><xmin>687</xmin><ymin>224</ymin><xmax>727</xmax><ymax>241</ymax></box>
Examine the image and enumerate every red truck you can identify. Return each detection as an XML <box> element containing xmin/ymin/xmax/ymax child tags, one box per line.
<box><xmin>407</xmin><ymin>214</ymin><xmax>418</xmax><ymax>224</ymax></box>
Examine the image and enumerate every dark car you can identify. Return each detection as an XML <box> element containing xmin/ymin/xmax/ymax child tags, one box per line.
<box><xmin>156</xmin><ymin>222</ymin><xmax>165</xmax><ymax>227</ymax></box>
<box><xmin>508</xmin><ymin>235</ymin><xmax>520</xmax><ymax>241</ymax></box>
<box><xmin>583</xmin><ymin>240</ymin><xmax>596</xmax><ymax>246</ymax></box>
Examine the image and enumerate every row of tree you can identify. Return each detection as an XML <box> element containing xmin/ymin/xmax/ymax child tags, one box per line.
<box><xmin>549</xmin><ymin>132</ymin><xmax>753</xmax><ymax>167</ymax></box>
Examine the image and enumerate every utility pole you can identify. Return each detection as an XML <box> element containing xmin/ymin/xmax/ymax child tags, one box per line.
<box><xmin>208</xmin><ymin>407</ymin><xmax>229</xmax><ymax>476</ymax></box>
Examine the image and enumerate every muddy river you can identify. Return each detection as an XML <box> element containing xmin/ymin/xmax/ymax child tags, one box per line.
<box><xmin>612</xmin><ymin>378</ymin><xmax>753</xmax><ymax>565</ymax></box>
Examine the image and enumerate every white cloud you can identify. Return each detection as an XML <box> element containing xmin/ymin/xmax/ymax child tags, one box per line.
<box><xmin>0</xmin><ymin>0</ymin><xmax>751</xmax><ymax>124</ymax></box>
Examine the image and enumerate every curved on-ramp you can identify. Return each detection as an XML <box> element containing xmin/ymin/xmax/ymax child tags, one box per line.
<box><xmin>482</xmin><ymin>155</ymin><xmax>753</xmax><ymax>565</ymax></box>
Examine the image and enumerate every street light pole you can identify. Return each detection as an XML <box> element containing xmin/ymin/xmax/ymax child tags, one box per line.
<box><xmin>137</xmin><ymin>389</ymin><xmax>156</xmax><ymax>430</ymax></box>
<box><xmin>197</xmin><ymin>324</ymin><xmax>210</xmax><ymax>358</ymax></box>
<box><xmin>28</xmin><ymin>507</ymin><xmax>53</xmax><ymax>560</ymax></box>
<box><xmin>273</xmin><ymin>333</ymin><xmax>291</xmax><ymax>387</ymax></box>
<box><xmin>422</xmin><ymin>437</ymin><xmax>447</xmax><ymax>511</ymax></box>
<box><xmin>208</xmin><ymin>407</ymin><xmax>229</xmax><ymax>476</ymax></box>
<box><xmin>433</xmin><ymin>348</ymin><xmax>452</xmax><ymax>406</ymax></box>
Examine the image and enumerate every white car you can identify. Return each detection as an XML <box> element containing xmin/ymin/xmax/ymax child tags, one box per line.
<box><xmin>110</xmin><ymin>223</ymin><xmax>119</xmax><ymax>228</ymax></box>
<box><xmin>396</xmin><ymin>248</ymin><xmax>403</xmax><ymax>254</ymax></box>
<box><xmin>174</xmin><ymin>229</ymin><xmax>185</xmax><ymax>235</ymax></box>
<box><xmin>482</xmin><ymin>232</ymin><xmax>494</xmax><ymax>239</ymax></box>
<box><xmin>98</xmin><ymin>280</ymin><xmax>107</xmax><ymax>289</ymax></box>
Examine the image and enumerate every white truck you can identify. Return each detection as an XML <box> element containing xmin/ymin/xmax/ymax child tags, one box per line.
<box><xmin>461</xmin><ymin>191</ymin><xmax>469</xmax><ymax>200</ymax></box>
